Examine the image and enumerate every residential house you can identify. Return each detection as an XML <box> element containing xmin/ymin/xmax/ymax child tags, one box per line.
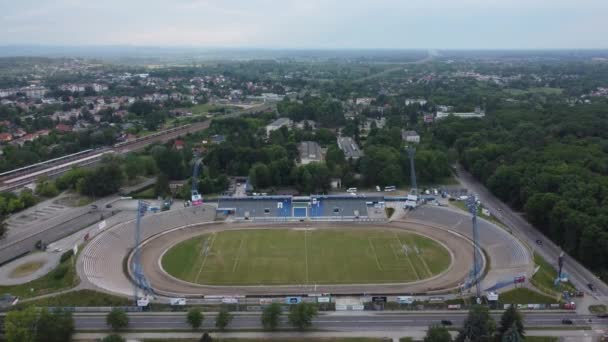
<box><xmin>0</xmin><ymin>133</ymin><xmax>13</xmax><ymax>142</ymax></box>
<box><xmin>173</xmin><ymin>139</ymin><xmax>185</xmax><ymax>150</ymax></box>
<box><xmin>55</xmin><ymin>123</ymin><xmax>73</xmax><ymax>133</ymax></box>
<box><xmin>401</xmin><ymin>130</ymin><xmax>420</xmax><ymax>144</ymax></box>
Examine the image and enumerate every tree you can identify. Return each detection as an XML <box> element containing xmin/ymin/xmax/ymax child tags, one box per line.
<box><xmin>455</xmin><ymin>305</ymin><xmax>495</xmax><ymax>342</ymax></box>
<box><xmin>80</xmin><ymin>164</ymin><xmax>125</xmax><ymax>197</ymax></box>
<box><xmin>261</xmin><ymin>303</ymin><xmax>282</xmax><ymax>330</ymax></box>
<box><xmin>0</xmin><ymin>214</ymin><xmax>7</xmax><ymax>239</ymax></box>
<box><xmin>496</xmin><ymin>305</ymin><xmax>524</xmax><ymax>341</ymax></box>
<box><xmin>500</xmin><ymin>322</ymin><xmax>523</xmax><ymax>342</ymax></box>
<box><xmin>102</xmin><ymin>334</ymin><xmax>125</xmax><ymax>342</ymax></box>
<box><xmin>249</xmin><ymin>163</ymin><xmax>271</xmax><ymax>189</ymax></box>
<box><xmin>200</xmin><ymin>332</ymin><xmax>213</xmax><ymax>342</ymax></box>
<box><xmin>4</xmin><ymin>306</ymin><xmax>38</xmax><ymax>342</ymax></box>
<box><xmin>215</xmin><ymin>307</ymin><xmax>233</xmax><ymax>330</ymax></box>
<box><xmin>154</xmin><ymin>173</ymin><xmax>170</xmax><ymax>197</ymax></box>
<box><xmin>287</xmin><ymin>302</ymin><xmax>318</xmax><ymax>330</ymax></box>
<box><xmin>187</xmin><ymin>308</ymin><xmax>204</xmax><ymax>330</ymax></box>
<box><xmin>424</xmin><ymin>324</ymin><xmax>453</xmax><ymax>342</ymax></box>
<box><xmin>106</xmin><ymin>308</ymin><xmax>129</xmax><ymax>331</ymax></box>
<box><xmin>36</xmin><ymin>308</ymin><xmax>75</xmax><ymax>342</ymax></box>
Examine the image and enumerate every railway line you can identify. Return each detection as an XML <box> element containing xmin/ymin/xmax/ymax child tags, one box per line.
<box><xmin>0</xmin><ymin>103</ymin><xmax>274</xmax><ymax>192</ymax></box>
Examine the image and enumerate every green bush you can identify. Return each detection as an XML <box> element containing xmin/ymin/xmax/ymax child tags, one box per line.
<box><xmin>52</xmin><ymin>264</ymin><xmax>69</xmax><ymax>280</ymax></box>
<box><xmin>60</xmin><ymin>249</ymin><xmax>74</xmax><ymax>263</ymax></box>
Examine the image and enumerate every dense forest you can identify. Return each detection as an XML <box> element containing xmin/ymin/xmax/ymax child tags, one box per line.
<box><xmin>433</xmin><ymin>101</ymin><xmax>608</xmax><ymax>279</ymax></box>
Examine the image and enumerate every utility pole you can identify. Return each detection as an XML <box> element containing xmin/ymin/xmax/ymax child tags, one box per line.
<box><xmin>133</xmin><ymin>200</ymin><xmax>152</xmax><ymax>306</ymax></box>
<box><xmin>407</xmin><ymin>146</ymin><xmax>418</xmax><ymax>196</ymax></box>
<box><xmin>466</xmin><ymin>196</ymin><xmax>482</xmax><ymax>301</ymax></box>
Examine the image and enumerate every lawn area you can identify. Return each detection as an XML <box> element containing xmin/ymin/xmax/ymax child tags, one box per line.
<box><xmin>146</xmin><ymin>339</ymin><xmax>386</xmax><ymax>342</ymax></box>
<box><xmin>0</xmin><ymin>254</ymin><xmax>78</xmax><ymax>299</ymax></box>
<box><xmin>131</xmin><ymin>186</ymin><xmax>156</xmax><ymax>199</ymax></box>
<box><xmin>498</xmin><ymin>288</ymin><xmax>559</xmax><ymax>305</ymax></box>
<box><xmin>9</xmin><ymin>261</ymin><xmax>45</xmax><ymax>278</ymax></box>
<box><xmin>449</xmin><ymin>200</ymin><xmax>504</xmax><ymax>226</ymax></box>
<box><xmin>589</xmin><ymin>304</ymin><xmax>607</xmax><ymax>314</ymax></box>
<box><xmin>190</xmin><ymin>103</ymin><xmax>239</xmax><ymax>115</ymax></box>
<box><xmin>20</xmin><ymin>289</ymin><xmax>131</xmax><ymax>307</ymax></box>
<box><xmin>531</xmin><ymin>252</ymin><xmax>576</xmax><ymax>295</ymax></box>
<box><xmin>524</xmin><ymin>337</ymin><xmax>558</xmax><ymax>342</ymax></box>
<box><xmin>504</xmin><ymin>87</ymin><xmax>563</xmax><ymax>96</ymax></box>
<box><xmin>162</xmin><ymin>228</ymin><xmax>451</xmax><ymax>285</ymax></box>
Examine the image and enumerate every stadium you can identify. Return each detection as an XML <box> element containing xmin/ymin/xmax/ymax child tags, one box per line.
<box><xmin>77</xmin><ymin>194</ymin><xmax>533</xmax><ymax>304</ymax></box>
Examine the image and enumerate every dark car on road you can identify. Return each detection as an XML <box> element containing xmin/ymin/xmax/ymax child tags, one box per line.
<box><xmin>597</xmin><ymin>313</ymin><xmax>608</xmax><ymax>318</ymax></box>
<box><xmin>588</xmin><ymin>283</ymin><xmax>595</xmax><ymax>291</ymax></box>
<box><xmin>441</xmin><ymin>320</ymin><xmax>453</xmax><ymax>326</ymax></box>
<box><xmin>562</xmin><ymin>319</ymin><xmax>573</xmax><ymax>325</ymax></box>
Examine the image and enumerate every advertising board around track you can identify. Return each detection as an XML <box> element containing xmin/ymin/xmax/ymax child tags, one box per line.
<box><xmin>285</xmin><ymin>296</ymin><xmax>302</xmax><ymax>304</ymax></box>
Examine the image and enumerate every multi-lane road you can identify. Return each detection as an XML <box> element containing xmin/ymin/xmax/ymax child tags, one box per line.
<box><xmin>455</xmin><ymin>164</ymin><xmax>608</xmax><ymax>298</ymax></box>
<box><xmin>66</xmin><ymin>311</ymin><xmax>607</xmax><ymax>331</ymax></box>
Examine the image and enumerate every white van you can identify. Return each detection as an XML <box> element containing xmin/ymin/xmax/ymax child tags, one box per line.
<box><xmin>346</xmin><ymin>188</ymin><xmax>358</xmax><ymax>193</ymax></box>
<box><xmin>384</xmin><ymin>186</ymin><xmax>396</xmax><ymax>192</ymax></box>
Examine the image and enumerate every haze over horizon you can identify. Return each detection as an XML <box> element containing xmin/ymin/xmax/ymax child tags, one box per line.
<box><xmin>1</xmin><ymin>0</ymin><xmax>607</xmax><ymax>50</ymax></box>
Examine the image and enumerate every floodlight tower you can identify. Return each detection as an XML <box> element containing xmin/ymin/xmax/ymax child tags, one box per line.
<box><xmin>466</xmin><ymin>196</ymin><xmax>482</xmax><ymax>300</ymax></box>
<box><xmin>407</xmin><ymin>146</ymin><xmax>418</xmax><ymax>196</ymax></box>
<box><xmin>133</xmin><ymin>200</ymin><xmax>153</xmax><ymax>305</ymax></box>
<box><xmin>191</xmin><ymin>154</ymin><xmax>203</xmax><ymax>206</ymax></box>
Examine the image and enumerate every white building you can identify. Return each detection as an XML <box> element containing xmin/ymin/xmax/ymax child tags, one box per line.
<box><xmin>402</xmin><ymin>130</ymin><xmax>420</xmax><ymax>144</ymax></box>
<box><xmin>436</xmin><ymin>106</ymin><xmax>485</xmax><ymax>120</ymax></box>
<box><xmin>405</xmin><ymin>98</ymin><xmax>427</xmax><ymax>106</ymax></box>
<box><xmin>266</xmin><ymin>117</ymin><xmax>292</xmax><ymax>136</ymax></box>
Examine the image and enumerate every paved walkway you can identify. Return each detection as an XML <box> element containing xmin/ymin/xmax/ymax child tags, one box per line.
<box><xmin>73</xmin><ymin>329</ymin><xmax>604</xmax><ymax>342</ymax></box>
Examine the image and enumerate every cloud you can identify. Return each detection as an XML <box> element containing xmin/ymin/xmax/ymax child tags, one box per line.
<box><xmin>0</xmin><ymin>0</ymin><xmax>606</xmax><ymax>48</ymax></box>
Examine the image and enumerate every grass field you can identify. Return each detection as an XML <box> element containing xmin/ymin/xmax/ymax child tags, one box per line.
<box><xmin>531</xmin><ymin>252</ymin><xmax>576</xmax><ymax>295</ymax></box>
<box><xmin>498</xmin><ymin>288</ymin><xmax>559</xmax><ymax>305</ymax></box>
<box><xmin>19</xmin><ymin>289</ymin><xmax>131</xmax><ymax>307</ymax></box>
<box><xmin>162</xmin><ymin>228</ymin><xmax>451</xmax><ymax>285</ymax></box>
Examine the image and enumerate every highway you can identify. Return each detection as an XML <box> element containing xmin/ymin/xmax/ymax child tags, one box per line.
<box><xmin>65</xmin><ymin>311</ymin><xmax>607</xmax><ymax>331</ymax></box>
<box><xmin>455</xmin><ymin>164</ymin><xmax>608</xmax><ymax>298</ymax></box>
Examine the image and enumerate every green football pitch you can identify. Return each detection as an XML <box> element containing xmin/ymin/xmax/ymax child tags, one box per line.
<box><xmin>161</xmin><ymin>228</ymin><xmax>451</xmax><ymax>285</ymax></box>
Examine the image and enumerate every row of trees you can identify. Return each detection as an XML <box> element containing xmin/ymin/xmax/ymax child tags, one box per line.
<box><xmin>5</xmin><ymin>303</ymin><xmax>524</xmax><ymax>342</ymax></box>
<box><xmin>423</xmin><ymin>305</ymin><xmax>524</xmax><ymax>342</ymax></box>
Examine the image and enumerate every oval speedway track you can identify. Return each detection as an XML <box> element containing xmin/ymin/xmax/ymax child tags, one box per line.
<box><xmin>135</xmin><ymin>221</ymin><xmax>475</xmax><ymax>297</ymax></box>
<box><xmin>78</xmin><ymin>205</ymin><xmax>532</xmax><ymax>298</ymax></box>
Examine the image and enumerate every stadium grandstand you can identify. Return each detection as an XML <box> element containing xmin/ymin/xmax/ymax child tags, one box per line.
<box><xmin>217</xmin><ymin>195</ymin><xmax>387</xmax><ymax>221</ymax></box>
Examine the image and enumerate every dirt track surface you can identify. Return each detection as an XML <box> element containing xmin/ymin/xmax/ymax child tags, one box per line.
<box><xmin>137</xmin><ymin>221</ymin><xmax>475</xmax><ymax>297</ymax></box>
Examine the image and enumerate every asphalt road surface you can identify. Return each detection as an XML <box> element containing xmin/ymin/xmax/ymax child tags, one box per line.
<box><xmin>0</xmin><ymin>196</ymin><xmax>120</xmax><ymax>265</ymax></box>
<box><xmin>68</xmin><ymin>311</ymin><xmax>606</xmax><ymax>331</ymax></box>
<box><xmin>455</xmin><ymin>164</ymin><xmax>608</xmax><ymax>298</ymax></box>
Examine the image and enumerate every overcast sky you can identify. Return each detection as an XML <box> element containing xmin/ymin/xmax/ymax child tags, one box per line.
<box><xmin>1</xmin><ymin>0</ymin><xmax>607</xmax><ymax>49</ymax></box>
